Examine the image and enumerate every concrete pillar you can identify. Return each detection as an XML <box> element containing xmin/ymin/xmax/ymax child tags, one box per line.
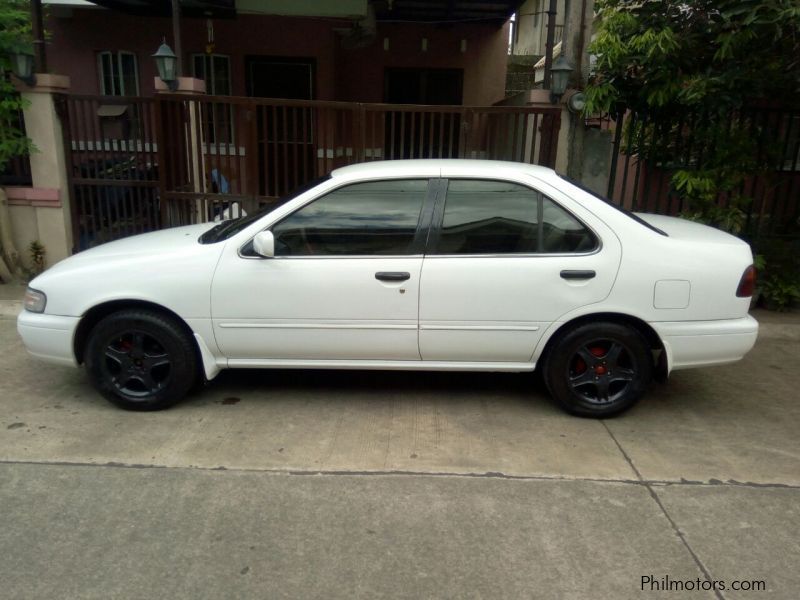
<box><xmin>561</xmin><ymin>0</ymin><xmax>596</xmax><ymax>182</ymax></box>
<box><xmin>554</xmin><ymin>101</ymin><xmax>571</xmax><ymax>175</ymax></box>
<box><xmin>8</xmin><ymin>74</ymin><xmax>72</xmax><ymax>267</ymax></box>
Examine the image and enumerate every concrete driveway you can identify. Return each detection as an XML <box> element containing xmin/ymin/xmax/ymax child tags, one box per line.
<box><xmin>1</xmin><ymin>295</ymin><xmax>798</xmax><ymax>598</ymax></box>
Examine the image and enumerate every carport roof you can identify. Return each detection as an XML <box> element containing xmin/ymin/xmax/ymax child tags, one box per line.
<box><xmin>374</xmin><ymin>0</ymin><xmax>523</xmax><ymax>23</ymax></box>
<box><xmin>81</xmin><ymin>0</ymin><xmax>523</xmax><ymax>22</ymax></box>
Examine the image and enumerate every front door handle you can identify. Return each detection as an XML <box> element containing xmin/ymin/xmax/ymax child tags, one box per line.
<box><xmin>375</xmin><ymin>271</ymin><xmax>411</xmax><ymax>282</ymax></box>
<box><xmin>560</xmin><ymin>269</ymin><xmax>596</xmax><ymax>280</ymax></box>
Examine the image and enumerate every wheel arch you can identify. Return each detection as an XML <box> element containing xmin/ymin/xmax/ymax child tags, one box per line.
<box><xmin>73</xmin><ymin>299</ymin><xmax>199</xmax><ymax>367</ymax></box>
<box><xmin>535</xmin><ymin>312</ymin><xmax>668</xmax><ymax>381</ymax></box>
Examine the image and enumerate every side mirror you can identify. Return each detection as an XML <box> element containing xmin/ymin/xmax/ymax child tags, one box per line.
<box><xmin>252</xmin><ymin>230</ymin><xmax>275</xmax><ymax>258</ymax></box>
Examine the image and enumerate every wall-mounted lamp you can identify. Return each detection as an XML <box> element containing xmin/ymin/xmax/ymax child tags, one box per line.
<box><xmin>152</xmin><ymin>41</ymin><xmax>178</xmax><ymax>91</ymax></box>
<box><xmin>9</xmin><ymin>49</ymin><xmax>36</xmax><ymax>86</ymax></box>
<box><xmin>549</xmin><ymin>55</ymin><xmax>574</xmax><ymax>104</ymax></box>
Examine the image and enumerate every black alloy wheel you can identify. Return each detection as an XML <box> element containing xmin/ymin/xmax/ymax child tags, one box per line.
<box><xmin>544</xmin><ymin>322</ymin><xmax>653</xmax><ymax>417</ymax></box>
<box><xmin>85</xmin><ymin>309</ymin><xmax>198</xmax><ymax>411</ymax></box>
<box><xmin>102</xmin><ymin>330</ymin><xmax>172</xmax><ymax>398</ymax></box>
<box><xmin>567</xmin><ymin>340</ymin><xmax>636</xmax><ymax>405</ymax></box>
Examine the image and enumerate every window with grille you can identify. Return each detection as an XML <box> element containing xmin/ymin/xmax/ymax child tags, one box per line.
<box><xmin>97</xmin><ymin>51</ymin><xmax>139</xmax><ymax>96</ymax></box>
<box><xmin>192</xmin><ymin>54</ymin><xmax>231</xmax><ymax>95</ymax></box>
<box><xmin>192</xmin><ymin>54</ymin><xmax>233</xmax><ymax>147</ymax></box>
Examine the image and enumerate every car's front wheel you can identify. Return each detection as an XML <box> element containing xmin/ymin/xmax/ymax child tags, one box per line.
<box><xmin>543</xmin><ymin>322</ymin><xmax>653</xmax><ymax>418</ymax></box>
<box><xmin>85</xmin><ymin>309</ymin><xmax>198</xmax><ymax>411</ymax></box>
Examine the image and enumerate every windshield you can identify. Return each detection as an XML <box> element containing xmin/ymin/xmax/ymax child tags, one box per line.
<box><xmin>198</xmin><ymin>175</ymin><xmax>332</xmax><ymax>244</ymax></box>
<box><xmin>556</xmin><ymin>174</ymin><xmax>668</xmax><ymax>237</ymax></box>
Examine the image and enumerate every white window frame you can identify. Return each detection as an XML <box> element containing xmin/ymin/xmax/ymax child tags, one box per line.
<box><xmin>191</xmin><ymin>53</ymin><xmax>231</xmax><ymax>95</ymax></box>
<box><xmin>97</xmin><ymin>50</ymin><xmax>140</xmax><ymax>96</ymax></box>
<box><xmin>192</xmin><ymin>53</ymin><xmax>235</xmax><ymax>152</ymax></box>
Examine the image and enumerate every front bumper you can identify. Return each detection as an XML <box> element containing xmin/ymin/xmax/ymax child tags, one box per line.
<box><xmin>17</xmin><ymin>310</ymin><xmax>80</xmax><ymax>367</ymax></box>
<box><xmin>654</xmin><ymin>315</ymin><xmax>759</xmax><ymax>373</ymax></box>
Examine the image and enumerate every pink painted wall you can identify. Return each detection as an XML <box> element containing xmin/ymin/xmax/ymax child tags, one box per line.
<box><xmin>46</xmin><ymin>9</ymin><xmax>510</xmax><ymax>105</ymax></box>
<box><xmin>337</xmin><ymin>22</ymin><xmax>511</xmax><ymax>105</ymax></box>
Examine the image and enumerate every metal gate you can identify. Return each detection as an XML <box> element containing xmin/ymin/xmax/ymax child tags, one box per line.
<box><xmin>604</xmin><ymin>107</ymin><xmax>800</xmax><ymax>240</ymax></box>
<box><xmin>61</xmin><ymin>94</ymin><xmax>161</xmax><ymax>250</ymax></box>
<box><xmin>62</xmin><ymin>93</ymin><xmax>562</xmax><ymax>250</ymax></box>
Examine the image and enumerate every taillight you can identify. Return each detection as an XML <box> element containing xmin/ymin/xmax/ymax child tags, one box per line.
<box><xmin>736</xmin><ymin>265</ymin><xmax>756</xmax><ymax>297</ymax></box>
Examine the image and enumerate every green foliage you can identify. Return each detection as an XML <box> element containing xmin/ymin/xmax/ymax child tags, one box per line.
<box><xmin>27</xmin><ymin>239</ymin><xmax>45</xmax><ymax>275</ymax></box>
<box><xmin>0</xmin><ymin>0</ymin><xmax>34</xmax><ymax>173</ymax></box>
<box><xmin>586</xmin><ymin>0</ymin><xmax>800</xmax><ymax>115</ymax></box>
<box><xmin>586</xmin><ymin>0</ymin><xmax>800</xmax><ymax>282</ymax></box>
<box><xmin>753</xmin><ymin>239</ymin><xmax>800</xmax><ymax>311</ymax></box>
<box><xmin>760</xmin><ymin>275</ymin><xmax>800</xmax><ymax>311</ymax></box>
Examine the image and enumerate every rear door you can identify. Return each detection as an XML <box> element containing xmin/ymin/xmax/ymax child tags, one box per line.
<box><xmin>418</xmin><ymin>178</ymin><xmax>621</xmax><ymax>363</ymax></box>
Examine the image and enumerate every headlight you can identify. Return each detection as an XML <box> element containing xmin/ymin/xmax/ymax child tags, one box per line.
<box><xmin>23</xmin><ymin>288</ymin><xmax>47</xmax><ymax>313</ymax></box>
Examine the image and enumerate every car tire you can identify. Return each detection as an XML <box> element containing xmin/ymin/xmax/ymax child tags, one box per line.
<box><xmin>543</xmin><ymin>322</ymin><xmax>653</xmax><ymax>418</ymax></box>
<box><xmin>85</xmin><ymin>309</ymin><xmax>198</xmax><ymax>411</ymax></box>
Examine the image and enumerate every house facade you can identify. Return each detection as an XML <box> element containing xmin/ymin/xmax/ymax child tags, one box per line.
<box><xmin>5</xmin><ymin>1</ymin><xmax>574</xmax><ymax>266</ymax></box>
<box><xmin>45</xmin><ymin>0</ymin><xmax>513</xmax><ymax>106</ymax></box>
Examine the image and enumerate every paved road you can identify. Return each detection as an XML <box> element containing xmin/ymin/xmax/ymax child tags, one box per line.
<box><xmin>1</xmin><ymin>315</ymin><xmax>798</xmax><ymax>599</ymax></box>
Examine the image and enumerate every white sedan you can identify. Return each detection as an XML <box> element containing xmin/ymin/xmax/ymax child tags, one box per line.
<box><xmin>18</xmin><ymin>160</ymin><xmax>758</xmax><ymax>417</ymax></box>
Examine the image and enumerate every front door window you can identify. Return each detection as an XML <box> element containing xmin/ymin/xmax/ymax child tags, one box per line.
<box><xmin>272</xmin><ymin>179</ymin><xmax>429</xmax><ymax>256</ymax></box>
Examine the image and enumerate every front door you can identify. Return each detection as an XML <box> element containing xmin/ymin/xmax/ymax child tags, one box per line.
<box><xmin>211</xmin><ymin>178</ymin><xmax>433</xmax><ymax>361</ymax></box>
<box><xmin>384</xmin><ymin>68</ymin><xmax>463</xmax><ymax>159</ymax></box>
<box><xmin>246</xmin><ymin>56</ymin><xmax>315</xmax><ymax>198</ymax></box>
<box><xmin>418</xmin><ymin>178</ymin><xmax>622</xmax><ymax>363</ymax></box>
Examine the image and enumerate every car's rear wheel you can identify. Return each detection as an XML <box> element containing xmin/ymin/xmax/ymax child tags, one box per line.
<box><xmin>543</xmin><ymin>322</ymin><xmax>653</xmax><ymax>418</ymax></box>
<box><xmin>85</xmin><ymin>309</ymin><xmax>198</xmax><ymax>411</ymax></box>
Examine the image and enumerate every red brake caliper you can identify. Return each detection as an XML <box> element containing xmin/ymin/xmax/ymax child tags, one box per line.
<box><xmin>575</xmin><ymin>346</ymin><xmax>608</xmax><ymax>375</ymax></box>
<box><xmin>590</xmin><ymin>346</ymin><xmax>607</xmax><ymax>375</ymax></box>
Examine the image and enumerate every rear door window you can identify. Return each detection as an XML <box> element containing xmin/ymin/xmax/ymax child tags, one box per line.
<box><xmin>433</xmin><ymin>179</ymin><xmax>597</xmax><ymax>254</ymax></box>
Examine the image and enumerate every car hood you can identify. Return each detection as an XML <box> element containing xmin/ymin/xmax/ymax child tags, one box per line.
<box><xmin>75</xmin><ymin>223</ymin><xmax>215</xmax><ymax>259</ymax></box>
<box><xmin>29</xmin><ymin>223</ymin><xmax>224</xmax><ymax>317</ymax></box>
<box><xmin>634</xmin><ymin>213</ymin><xmax>749</xmax><ymax>247</ymax></box>
<box><xmin>32</xmin><ymin>223</ymin><xmax>218</xmax><ymax>286</ymax></box>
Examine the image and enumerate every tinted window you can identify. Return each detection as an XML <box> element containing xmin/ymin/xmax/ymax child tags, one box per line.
<box><xmin>435</xmin><ymin>180</ymin><xmax>596</xmax><ymax>254</ymax></box>
<box><xmin>203</xmin><ymin>175</ymin><xmax>331</xmax><ymax>244</ymax></box>
<box><xmin>541</xmin><ymin>198</ymin><xmax>597</xmax><ymax>253</ymax></box>
<box><xmin>272</xmin><ymin>180</ymin><xmax>427</xmax><ymax>256</ymax></box>
<box><xmin>437</xmin><ymin>180</ymin><xmax>539</xmax><ymax>253</ymax></box>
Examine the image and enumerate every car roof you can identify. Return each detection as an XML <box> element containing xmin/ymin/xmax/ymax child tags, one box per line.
<box><xmin>330</xmin><ymin>159</ymin><xmax>556</xmax><ymax>180</ymax></box>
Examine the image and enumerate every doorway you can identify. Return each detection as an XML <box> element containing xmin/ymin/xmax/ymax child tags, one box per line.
<box><xmin>384</xmin><ymin>68</ymin><xmax>464</xmax><ymax>159</ymax></box>
<box><xmin>246</xmin><ymin>57</ymin><xmax>316</xmax><ymax>197</ymax></box>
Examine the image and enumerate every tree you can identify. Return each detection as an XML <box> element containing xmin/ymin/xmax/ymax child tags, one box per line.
<box><xmin>585</xmin><ymin>0</ymin><xmax>800</xmax><ymax>233</ymax></box>
<box><xmin>0</xmin><ymin>0</ymin><xmax>34</xmax><ymax>281</ymax></box>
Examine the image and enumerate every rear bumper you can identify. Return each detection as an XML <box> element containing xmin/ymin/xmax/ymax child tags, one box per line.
<box><xmin>17</xmin><ymin>311</ymin><xmax>80</xmax><ymax>367</ymax></box>
<box><xmin>654</xmin><ymin>316</ymin><xmax>759</xmax><ymax>372</ymax></box>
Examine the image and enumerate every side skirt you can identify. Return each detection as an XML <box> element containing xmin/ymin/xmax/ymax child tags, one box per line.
<box><xmin>225</xmin><ymin>358</ymin><xmax>537</xmax><ymax>373</ymax></box>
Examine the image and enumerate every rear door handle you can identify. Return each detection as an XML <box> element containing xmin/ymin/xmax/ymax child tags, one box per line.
<box><xmin>560</xmin><ymin>270</ymin><xmax>596</xmax><ymax>280</ymax></box>
<box><xmin>375</xmin><ymin>271</ymin><xmax>411</xmax><ymax>282</ymax></box>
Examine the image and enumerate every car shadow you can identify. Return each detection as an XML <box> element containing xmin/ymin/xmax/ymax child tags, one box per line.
<box><xmin>188</xmin><ymin>367</ymin><xmax>555</xmax><ymax>410</ymax></box>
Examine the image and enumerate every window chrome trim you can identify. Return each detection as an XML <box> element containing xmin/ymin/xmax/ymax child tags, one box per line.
<box><xmin>237</xmin><ymin>175</ymin><xmax>604</xmax><ymax>260</ymax></box>
<box><xmin>237</xmin><ymin>249</ymin><xmax>425</xmax><ymax>260</ymax></box>
<box><xmin>421</xmin><ymin>247</ymin><xmax>602</xmax><ymax>259</ymax></box>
